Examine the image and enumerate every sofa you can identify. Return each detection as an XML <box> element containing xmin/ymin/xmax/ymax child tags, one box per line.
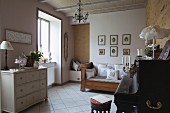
<box><xmin>80</xmin><ymin>62</ymin><xmax>127</xmax><ymax>92</ymax></box>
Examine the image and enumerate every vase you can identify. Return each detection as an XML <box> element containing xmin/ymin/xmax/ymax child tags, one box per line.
<box><xmin>33</xmin><ymin>61</ymin><xmax>39</xmax><ymax>68</ymax></box>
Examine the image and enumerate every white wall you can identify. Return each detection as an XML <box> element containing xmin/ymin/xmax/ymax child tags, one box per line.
<box><xmin>90</xmin><ymin>8</ymin><xmax>146</xmax><ymax>64</ymax></box>
<box><xmin>1</xmin><ymin>0</ymin><xmax>74</xmax><ymax>84</ymax></box>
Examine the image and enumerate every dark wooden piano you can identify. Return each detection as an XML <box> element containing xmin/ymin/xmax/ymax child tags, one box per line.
<box><xmin>114</xmin><ymin>60</ymin><xmax>170</xmax><ymax>113</ymax></box>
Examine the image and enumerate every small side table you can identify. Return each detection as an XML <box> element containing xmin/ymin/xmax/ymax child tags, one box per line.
<box><xmin>90</xmin><ymin>95</ymin><xmax>112</xmax><ymax>113</ymax></box>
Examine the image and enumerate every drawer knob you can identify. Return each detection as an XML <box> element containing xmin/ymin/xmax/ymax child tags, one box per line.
<box><xmin>20</xmin><ymin>77</ymin><xmax>22</xmax><ymax>80</ymax></box>
<box><xmin>20</xmin><ymin>89</ymin><xmax>23</xmax><ymax>92</ymax></box>
<box><xmin>21</xmin><ymin>102</ymin><xmax>23</xmax><ymax>104</ymax></box>
<box><xmin>146</xmin><ymin>100</ymin><xmax>162</xmax><ymax>110</ymax></box>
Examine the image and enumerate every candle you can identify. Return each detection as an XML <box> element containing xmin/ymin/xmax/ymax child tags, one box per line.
<box><xmin>122</xmin><ymin>56</ymin><xmax>124</xmax><ymax>65</ymax></box>
<box><xmin>137</xmin><ymin>49</ymin><xmax>142</xmax><ymax>56</ymax></box>
<box><xmin>128</xmin><ymin>56</ymin><xmax>131</xmax><ymax>68</ymax></box>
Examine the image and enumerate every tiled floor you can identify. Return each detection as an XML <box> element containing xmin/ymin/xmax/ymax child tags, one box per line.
<box><xmin>20</xmin><ymin>83</ymin><xmax>117</xmax><ymax>113</ymax></box>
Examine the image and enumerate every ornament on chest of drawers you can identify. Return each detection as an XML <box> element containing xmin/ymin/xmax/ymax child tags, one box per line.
<box><xmin>14</xmin><ymin>52</ymin><xmax>27</xmax><ymax>69</ymax></box>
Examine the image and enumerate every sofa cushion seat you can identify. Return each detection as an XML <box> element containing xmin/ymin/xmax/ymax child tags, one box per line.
<box><xmin>88</xmin><ymin>76</ymin><xmax>121</xmax><ymax>83</ymax></box>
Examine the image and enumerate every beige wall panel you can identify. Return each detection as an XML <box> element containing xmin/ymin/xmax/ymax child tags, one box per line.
<box><xmin>73</xmin><ymin>24</ymin><xmax>89</xmax><ymax>63</ymax></box>
<box><xmin>146</xmin><ymin>0</ymin><xmax>170</xmax><ymax>48</ymax></box>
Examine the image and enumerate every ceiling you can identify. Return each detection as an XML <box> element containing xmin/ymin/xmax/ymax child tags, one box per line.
<box><xmin>38</xmin><ymin>0</ymin><xmax>146</xmax><ymax>17</ymax></box>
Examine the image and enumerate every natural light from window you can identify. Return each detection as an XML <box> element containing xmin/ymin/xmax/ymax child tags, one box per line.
<box><xmin>38</xmin><ymin>10</ymin><xmax>61</xmax><ymax>63</ymax></box>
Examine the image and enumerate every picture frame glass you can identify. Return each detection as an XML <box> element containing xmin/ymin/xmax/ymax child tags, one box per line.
<box><xmin>110</xmin><ymin>46</ymin><xmax>118</xmax><ymax>57</ymax></box>
<box><xmin>99</xmin><ymin>49</ymin><xmax>105</xmax><ymax>55</ymax></box>
<box><xmin>123</xmin><ymin>49</ymin><xmax>130</xmax><ymax>55</ymax></box>
<box><xmin>122</xmin><ymin>34</ymin><xmax>131</xmax><ymax>45</ymax></box>
<box><xmin>6</xmin><ymin>29</ymin><xmax>32</xmax><ymax>44</ymax></box>
<box><xmin>110</xmin><ymin>35</ymin><xmax>118</xmax><ymax>45</ymax></box>
<box><xmin>98</xmin><ymin>35</ymin><xmax>106</xmax><ymax>45</ymax></box>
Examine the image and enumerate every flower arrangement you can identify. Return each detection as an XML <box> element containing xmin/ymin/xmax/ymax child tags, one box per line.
<box><xmin>42</xmin><ymin>57</ymin><xmax>48</xmax><ymax>63</ymax></box>
<box><xmin>29</xmin><ymin>51</ymin><xmax>43</xmax><ymax>61</ymax></box>
<box><xmin>144</xmin><ymin>45</ymin><xmax>162</xmax><ymax>58</ymax></box>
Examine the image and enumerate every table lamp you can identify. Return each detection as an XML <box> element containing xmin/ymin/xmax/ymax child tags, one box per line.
<box><xmin>139</xmin><ymin>25</ymin><xmax>170</xmax><ymax>59</ymax></box>
<box><xmin>0</xmin><ymin>41</ymin><xmax>14</xmax><ymax>70</ymax></box>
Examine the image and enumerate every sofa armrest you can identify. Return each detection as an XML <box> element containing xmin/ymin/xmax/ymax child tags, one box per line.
<box><xmin>80</xmin><ymin>62</ymin><xmax>93</xmax><ymax>91</ymax></box>
<box><xmin>81</xmin><ymin>62</ymin><xmax>93</xmax><ymax>81</ymax></box>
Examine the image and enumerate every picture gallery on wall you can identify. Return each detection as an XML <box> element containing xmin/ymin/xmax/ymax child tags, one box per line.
<box><xmin>98</xmin><ymin>34</ymin><xmax>131</xmax><ymax>57</ymax></box>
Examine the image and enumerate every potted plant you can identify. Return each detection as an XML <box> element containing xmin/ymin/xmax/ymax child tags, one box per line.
<box><xmin>29</xmin><ymin>51</ymin><xmax>43</xmax><ymax>67</ymax></box>
<box><xmin>144</xmin><ymin>45</ymin><xmax>162</xmax><ymax>59</ymax></box>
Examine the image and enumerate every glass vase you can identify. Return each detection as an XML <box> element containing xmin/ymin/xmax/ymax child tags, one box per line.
<box><xmin>33</xmin><ymin>61</ymin><xmax>39</xmax><ymax>68</ymax></box>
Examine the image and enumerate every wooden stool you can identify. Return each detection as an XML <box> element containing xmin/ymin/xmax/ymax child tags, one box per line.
<box><xmin>90</xmin><ymin>95</ymin><xmax>112</xmax><ymax>113</ymax></box>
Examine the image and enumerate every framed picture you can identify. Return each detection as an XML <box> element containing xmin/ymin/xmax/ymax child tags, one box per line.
<box><xmin>99</xmin><ymin>49</ymin><xmax>105</xmax><ymax>55</ymax></box>
<box><xmin>110</xmin><ymin>35</ymin><xmax>118</xmax><ymax>45</ymax></box>
<box><xmin>110</xmin><ymin>46</ymin><xmax>118</xmax><ymax>57</ymax></box>
<box><xmin>5</xmin><ymin>29</ymin><xmax>32</xmax><ymax>44</ymax></box>
<box><xmin>64</xmin><ymin>32</ymin><xmax>68</xmax><ymax>61</ymax></box>
<box><xmin>123</xmin><ymin>49</ymin><xmax>130</xmax><ymax>55</ymax></box>
<box><xmin>122</xmin><ymin>34</ymin><xmax>131</xmax><ymax>45</ymax></box>
<box><xmin>98</xmin><ymin>35</ymin><xmax>106</xmax><ymax>45</ymax></box>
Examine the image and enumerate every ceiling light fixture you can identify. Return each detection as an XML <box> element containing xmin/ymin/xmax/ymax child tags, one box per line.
<box><xmin>73</xmin><ymin>0</ymin><xmax>88</xmax><ymax>23</ymax></box>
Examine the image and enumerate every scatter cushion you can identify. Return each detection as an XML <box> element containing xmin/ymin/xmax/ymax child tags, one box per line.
<box><xmin>93</xmin><ymin>63</ymin><xmax>107</xmax><ymax>75</ymax></box>
<box><xmin>114</xmin><ymin>64</ymin><xmax>126</xmax><ymax>80</ymax></box>
<box><xmin>98</xmin><ymin>64</ymin><xmax>107</xmax><ymax>76</ymax></box>
<box><xmin>106</xmin><ymin>68</ymin><xmax>117</xmax><ymax>80</ymax></box>
<box><xmin>107</xmin><ymin>64</ymin><xmax>115</xmax><ymax>69</ymax></box>
<box><xmin>114</xmin><ymin>64</ymin><xmax>124</xmax><ymax>70</ymax></box>
<box><xmin>86</xmin><ymin>69</ymin><xmax>95</xmax><ymax>79</ymax></box>
<box><xmin>76</xmin><ymin>61</ymin><xmax>81</xmax><ymax>71</ymax></box>
<box><xmin>86</xmin><ymin>68</ymin><xmax>97</xmax><ymax>76</ymax></box>
<box><xmin>98</xmin><ymin>67</ymin><xmax>107</xmax><ymax>76</ymax></box>
<box><xmin>73</xmin><ymin>61</ymin><xmax>79</xmax><ymax>71</ymax></box>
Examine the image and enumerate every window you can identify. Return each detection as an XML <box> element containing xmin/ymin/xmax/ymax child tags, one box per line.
<box><xmin>38</xmin><ymin>10</ymin><xmax>61</xmax><ymax>62</ymax></box>
<box><xmin>38</xmin><ymin>18</ymin><xmax>50</xmax><ymax>59</ymax></box>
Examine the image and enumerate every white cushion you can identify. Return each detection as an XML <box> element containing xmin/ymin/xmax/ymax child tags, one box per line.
<box><xmin>98</xmin><ymin>64</ymin><xmax>107</xmax><ymax>76</ymax></box>
<box><xmin>93</xmin><ymin>63</ymin><xmax>107</xmax><ymax>75</ymax></box>
<box><xmin>73</xmin><ymin>61</ymin><xmax>79</xmax><ymax>71</ymax></box>
<box><xmin>86</xmin><ymin>69</ymin><xmax>95</xmax><ymax>79</ymax></box>
<box><xmin>76</xmin><ymin>61</ymin><xmax>81</xmax><ymax>71</ymax></box>
<box><xmin>114</xmin><ymin>64</ymin><xmax>124</xmax><ymax>70</ymax></box>
<box><xmin>107</xmin><ymin>64</ymin><xmax>115</xmax><ymax>69</ymax></box>
<box><xmin>86</xmin><ymin>68</ymin><xmax>97</xmax><ymax>76</ymax></box>
<box><xmin>117</xmin><ymin>70</ymin><xmax>128</xmax><ymax>80</ymax></box>
<box><xmin>98</xmin><ymin>67</ymin><xmax>107</xmax><ymax>76</ymax></box>
<box><xmin>106</xmin><ymin>68</ymin><xmax>117</xmax><ymax>80</ymax></box>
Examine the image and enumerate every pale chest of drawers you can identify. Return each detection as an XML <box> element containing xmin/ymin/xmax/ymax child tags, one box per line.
<box><xmin>1</xmin><ymin>68</ymin><xmax>48</xmax><ymax>113</ymax></box>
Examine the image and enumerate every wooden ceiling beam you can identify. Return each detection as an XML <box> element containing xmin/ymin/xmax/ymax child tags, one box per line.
<box><xmin>66</xmin><ymin>2</ymin><xmax>145</xmax><ymax>16</ymax></box>
<box><xmin>38</xmin><ymin>0</ymin><xmax>52</xmax><ymax>3</ymax></box>
<box><xmin>56</xmin><ymin>0</ymin><xmax>121</xmax><ymax>11</ymax></box>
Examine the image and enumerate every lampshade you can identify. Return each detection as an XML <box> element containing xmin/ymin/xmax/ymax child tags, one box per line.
<box><xmin>139</xmin><ymin>25</ymin><xmax>170</xmax><ymax>45</ymax></box>
<box><xmin>0</xmin><ymin>41</ymin><xmax>14</xmax><ymax>50</ymax></box>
